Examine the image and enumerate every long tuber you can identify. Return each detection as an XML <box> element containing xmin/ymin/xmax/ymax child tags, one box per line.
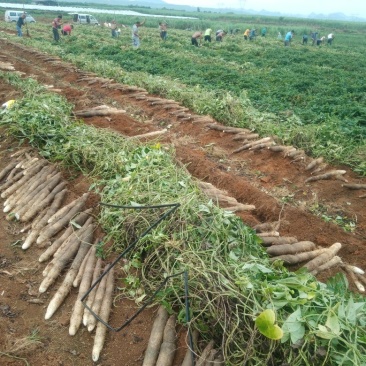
<box><xmin>143</xmin><ymin>306</ymin><xmax>169</xmax><ymax>366</ymax></box>
<box><xmin>92</xmin><ymin>266</ymin><xmax>115</xmax><ymax>362</ymax></box>
<box><xmin>155</xmin><ymin>315</ymin><xmax>177</xmax><ymax>366</ymax></box>
<box><xmin>302</xmin><ymin>242</ymin><xmax>342</xmax><ymax>272</ymax></box>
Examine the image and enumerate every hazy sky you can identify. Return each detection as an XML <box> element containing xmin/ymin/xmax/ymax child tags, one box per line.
<box><xmin>164</xmin><ymin>0</ymin><xmax>366</xmax><ymax>17</ymax></box>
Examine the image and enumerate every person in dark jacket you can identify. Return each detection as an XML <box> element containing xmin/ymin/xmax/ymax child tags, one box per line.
<box><xmin>16</xmin><ymin>13</ymin><xmax>26</xmax><ymax>37</ymax></box>
<box><xmin>249</xmin><ymin>28</ymin><xmax>256</xmax><ymax>41</ymax></box>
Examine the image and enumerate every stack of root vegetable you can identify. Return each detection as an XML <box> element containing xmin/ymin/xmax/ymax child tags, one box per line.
<box><xmin>1</xmin><ymin>148</ymin><xmax>365</xmax><ymax>363</ymax></box>
<box><xmin>204</xmin><ymin>121</ymin><xmax>358</xmax><ymax>188</ymax></box>
<box><xmin>74</xmin><ymin>104</ymin><xmax>126</xmax><ymax>118</ymax></box>
<box><xmin>255</xmin><ymin>221</ymin><xmax>366</xmax><ymax>292</ymax></box>
<box><xmin>0</xmin><ymin>149</ymin><xmax>115</xmax><ymax>362</ymax></box>
<box><xmin>197</xmin><ymin>181</ymin><xmax>255</xmax><ymax>212</ymax></box>
<box><xmin>143</xmin><ymin>306</ymin><xmax>224</xmax><ymax>366</ymax></box>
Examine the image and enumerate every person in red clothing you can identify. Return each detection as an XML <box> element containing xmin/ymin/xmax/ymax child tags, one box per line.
<box><xmin>61</xmin><ymin>24</ymin><xmax>73</xmax><ymax>36</ymax></box>
<box><xmin>52</xmin><ymin>14</ymin><xmax>63</xmax><ymax>42</ymax></box>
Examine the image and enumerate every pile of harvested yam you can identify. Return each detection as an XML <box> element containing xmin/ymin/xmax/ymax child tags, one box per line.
<box><xmin>143</xmin><ymin>306</ymin><xmax>224</xmax><ymax>366</ymax></box>
<box><xmin>197</xmin><ymin>181</ymin><xmax>255</xmax><ymax>212</ymax></box>
<box><xmin>0</xmin><ymin>149</ymin><xmax>114</xmax><ymax>362</ymax></box>
<box><xmin>254</xmin><ymin>221</ymin><xmax>366</xmax><ymax>291</ymax></box>
<box><xmin>207</xmin><ymin>123</ymin><xmax>355</xmax><ymax>186</ymax></box>
<box><xmin>1</xmin><ymin>147</ymin><xmax>365</xmax><ymax>364</ymax></box>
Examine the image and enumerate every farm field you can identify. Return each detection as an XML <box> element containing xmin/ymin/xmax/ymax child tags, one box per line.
<box><xmin>2</xmin><ymin>10</ymin><xmax>364</xmax><ymax>173</ymax></box>
<box><xmin>0</xmin><ymin>9</ymin><xmax>366</xmax><ymax>366</ymax></box>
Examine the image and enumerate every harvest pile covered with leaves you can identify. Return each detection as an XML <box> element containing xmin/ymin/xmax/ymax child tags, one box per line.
<box><xmin>1</xmin><ymin>72</ymin><xmax>366</xmax><ymax>365</ymax></box>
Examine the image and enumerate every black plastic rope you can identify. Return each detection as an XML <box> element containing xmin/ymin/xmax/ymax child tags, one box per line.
<box><xmin>81</xmin><ymin>201</ymin><xmax>181</xmax><ymax>332</ymax></box>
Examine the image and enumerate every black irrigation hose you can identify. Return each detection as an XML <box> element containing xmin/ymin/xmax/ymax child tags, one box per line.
<box><xmin>81</xmin><ymin>201</ymin><xmax>185</xmax><ymax>332</ymax></box>
<box><xmin>184</xmin><ymin>270</ymin><xmax>195</xmax><ymax>366</ymax></box>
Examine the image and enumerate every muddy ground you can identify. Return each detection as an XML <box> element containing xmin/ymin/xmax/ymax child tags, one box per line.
<box><xmin>0</xmin><ymin>32</ymin><xmax>365</xmax><ymax>366</ymax></box>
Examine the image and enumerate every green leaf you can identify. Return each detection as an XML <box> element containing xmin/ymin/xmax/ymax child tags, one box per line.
<box><xmin>325</xmin><ymin>312</ymin><xmax>341</xmax><ymax>336</ymax></box>
<box><xmin>255</xmin><ymin>309</ymin><xmax>283</xmax><ymax>340</ymax></box>
<box><xmin>198</xmin><ymin>204</ymin><xmax>211</xmax><ymax>213</ymax></box>
<box><xmin>281</xmin><ymin>308</ymin><xmax>305</xmax><ymax>344</ymax></box>
<box><xmin>316</xmin><ymin>324</ymin><xmax>335</xmax><ymax>339</ymax></box>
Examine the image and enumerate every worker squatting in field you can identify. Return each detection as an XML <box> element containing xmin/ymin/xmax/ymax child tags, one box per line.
<box><xmin>44</xmin><ymin>14</ymin><xmax>336</xmax><ymax>49</ymax></box>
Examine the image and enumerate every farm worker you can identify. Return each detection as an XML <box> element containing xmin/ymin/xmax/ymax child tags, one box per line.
<box><xmin>261</xmin><ymin>27</ymin><xmax>267</xmax><ymax>37</ymax></box>
<box><xmin>327</xmin><ymin>33</ymin><xmax>335</xmax><ymax>45</ymax></box>
<box><xmin>204</xmin><ymin>28</ymin><xmax>213</xmax><ymax>42</ymax></box>
<box><xmin>132</xmin><ymin>20</ymin><xmax>145</xmax><ymax>49</ymax></box>
<box><xmin>61</xmin><ymin>24</ymin><xmax>73</xmax><ymax>36</ymax></box>
<box><xmin>302</xmin><ymin>34</ymin><xmax>308</xmax><ymax>45</ymax></box>
<box><xmin>311</xmin><ymin>31</ymin><xmax>318</xmax><ymax>45</ymax></box>
<box><xmin>216</xmin><ymin>30</ymin><xmax>226</xmax><ymax>42</ymax></box>
<box><xmin>159</xmin><ymin>22</ymin><xmax>167</xmax><ymax>40</ymax></box>
<box><xmin>191</xmin><ymin>31</ymin><xmax>202</xmax><ymax>46</ymax></box>
<box><xmin>249</xmin><ymin>29</ymin><xmax>256</xmax><ymax>41</ymax></box>
<box><xmin>317</xmin><ymin>36</ymin><xmax>325</xmax><ymax>46</ymax></box>
<box><xmin>243</xmin><ymin>28</ymin><xmax>250</xmax><ymax>40</ymax></box>
<box><xmin>284</xmin><ymin>30</ymin><xmax>294</xmax><ymax>46</ymax></box>
<box><xmin>215</xmin><ymin>29</ymin><xmax>223</xmax><ymax>38</ymax></box>
<box><xmin>277</xmin><ymin>32</ymin><xmax>282</xmax><ymax>40</ymax></box>
<box><xmin>52</xmin><ymin>15</ymin><xmax>63</xmax><ymax>42</ymax></box>
<box><xmin>16</xmin><ymin>13</ymin><xmax>26</xmax><ymax>37</ymax></box>
<box><xmin>111</xmin><ymin>20</ymin><xmax>118</xmax><ymax>37</ymax></box>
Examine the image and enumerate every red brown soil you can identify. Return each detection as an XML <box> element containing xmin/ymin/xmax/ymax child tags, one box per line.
<box><xmin>0</xmin><ymin>35</ymin><xmax>365</xmax><ymax>366</ymax></box>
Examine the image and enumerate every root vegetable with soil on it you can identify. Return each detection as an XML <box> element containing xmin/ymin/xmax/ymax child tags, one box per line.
<box><xmin>233</xmin><ymin>137</ymin><xmax>272</xmax><ymax>153</ymax></box>
<box><xmin>83</xmin><ymin>258</ymin><xmax>102</xmax><ymax>327</ymax></box>
<box><xmin>342</xmin><ymin>183</ymin><xmax>366</xmax><ymax>190</ymax></box>
<box><xmin>22</xmin><ymin>189</ymin><xmax>67</xmax><ymax>250</ymax></box>
<box><xmin>37</xmin><ymin>193</ymin><xmax>90</xmax><ymax>245</ymax></box>
<box><xmin>266</xmin><ymin>241</ymin><xmax>316</xmax><ymax>257</ymax></box>
<box><xmin>155</xmin><ymin>314</ymin><xmax>177</xmax><ymax>366</ymax></box>
<box><xmin>310</xmin><ymin>256</ymin><xmax>342</xmax><ymax>276</ymax></box>
<box><xmin>39</xmin><ymin>218</ymin><xmax>94</xmax><ymax>293</ymax></box>
<box><xmin>130</xmin><ymin>129</ymin><xmax>168</xmax><ymax>140</ymax></box>
<box><xmin>143</xmin><ymin>305</ymin><xmax>169</xmax><ymax>366</ymax></box>
<box><xmin>181</xmin><ymin>329</ymin><xmax>199</xmax><ymax>366</ymax></box>
<box><xmin>260</xmin><ymin>236</ymin><xmax>298</xmax><ymax>246</ymax></box>
<box><xmin>342</xmin><ymin>264</ymin><xmax>365</xmax><ymax>293</ymax></box>
<box><xmin>72</xmin><ymin>242</ymin><xmax>93</xmax><ymax>288</ymax></box>
<box><xmin>46</xmin><ymin>192</ymin><xmax>90</xmax><ymax>225</ymax></box>
<box><xmin>253</xmin><ymin>221</ymin><xmax>280</xmax><ymax>233</ymax></box>
<box><xmin>305</xmin><ymin>157</ymin><xmax>324</xmax><ymax>171</ymax></box>
<box><xmin>38</xmin><ymin>208</ymin><xmax>92</xmax><ymax>262</ymax></box>
<box><xmin>302</xmin><ymin>242</ymin><xmax>342</xmax><ymax>272</ymax></box>
<box><xmin>92</xmin><ymin>266</ymin><xmax>115</xmax><ymax>362</ymax></box>
<box><xmin>196</xmin><ymin>340</ymin><xmax>215</xmax><ymax>366</ymax></box>
<box><xmin>257</xmin><ymin>231</ymin><xmax>280</xmax><ymax>237</ymax></box>
<box><xmin>232</xmin><ymin>133</ymin><xmax>259</xmax><ymax>141</ymax></box>
<box><xmin>44</xmin><ymin>223</ymin><xmax>95</xmax><ymax>319</ymax></box>
<box><xmin>86</xmin><ymin>263</ymin><xmax>109</xmax><ymax>332</ymax></box>
<box><xmin>270</xmin><ymin>248</ymin><xmax>328</xmax><ymax>265</ymax></box>
<box><xmin>69</xmin><ymin>244</ymin><xmax>97</xmax><ymax>335</ymax></box>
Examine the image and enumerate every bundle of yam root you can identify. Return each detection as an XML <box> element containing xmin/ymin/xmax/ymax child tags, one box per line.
<box><xmin>197</xmin><ymin>180</ymin><xmax>255</xmax><ymax>212</ymax></box>
<box><xmin>143</xmin><ymin>306</ymin><xmax>224</xmax><ymax>366</ymax></box>
<box><xmin>207</xmin><ymin>123</ymin><xmax>362</xmax><ymax>187</ymax></box>
<box><xmin>254</xmin><ymin>221</ymin><xmax>366</xmax><ymax>291</ymax></box>
<box><xmin>74</xmin><ymin>104</ymin><xmax>126</xmax><ymax>118</ymax></box>
<box><xmin>0</xmin><ymin>148</ymin><xmax>115</xmax><ymax>362</ymax></box>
